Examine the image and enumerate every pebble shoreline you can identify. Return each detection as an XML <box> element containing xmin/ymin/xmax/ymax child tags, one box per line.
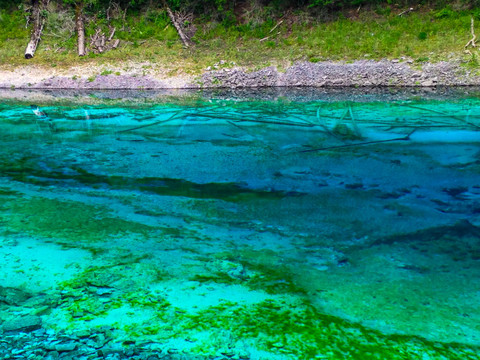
<box><xmin>0</xmin><ymin>327</ymin><xmax>209</xmax><ymax>360</ymax></box>
<box><xmin>1</xmin><ymin>60</ymin><xmax>480</xmax><ymax>89</ymax></box>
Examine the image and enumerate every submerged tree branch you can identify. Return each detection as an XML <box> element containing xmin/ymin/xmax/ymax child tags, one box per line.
<box><xmin>300</xmin><ymin>130</ymin><xmax>416</xmax><ymax>153</ymax></box>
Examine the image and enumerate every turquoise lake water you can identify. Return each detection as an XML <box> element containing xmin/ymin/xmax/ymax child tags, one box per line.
<box><xmin>1</xmin><ymin>88</ymin><xmax>480</xmax><ymax>359</ymax></box>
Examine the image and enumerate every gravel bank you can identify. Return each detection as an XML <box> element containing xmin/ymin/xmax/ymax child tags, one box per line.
<box><xmin>1</xmin><ymin>59</ymin><xmax>480</xmax><ymax>89</ymax></box>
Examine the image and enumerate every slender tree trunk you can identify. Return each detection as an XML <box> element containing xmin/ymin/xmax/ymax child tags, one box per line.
<box><xmin>25</xmin><ymin>0</ymin><xmax>45</xmax><ymax>59</ymax></box>
<box><xmin>162</xmin><ymin>0</ymin><xmax>190</xmax><ymax>48</ymax></box>
<box><xmin>76</xmin><ymin>3</ymin><xmax>86</xmax><ymax>56</ymax></box>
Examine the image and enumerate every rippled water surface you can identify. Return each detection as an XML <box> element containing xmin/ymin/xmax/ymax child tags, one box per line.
<box><xmin>1</xmin><ymin>89</ymin><xmax>480</xmax><ymax>359</ymax></box>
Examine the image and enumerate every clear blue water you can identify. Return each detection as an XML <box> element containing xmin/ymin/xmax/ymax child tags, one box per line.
<box><xmin>1</xmin><ymin>89</ymin><xmax>480</xmax><ymax>359</ymax></box>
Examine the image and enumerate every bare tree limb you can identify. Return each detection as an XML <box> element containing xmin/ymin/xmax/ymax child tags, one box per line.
<box><xmin>300</xmin><ymin>130</ymin><xmax>416</xmax><ymax>153</ymax></box>
<box><xmin>398</xmin><ymin>7</ymin><xmax>414</xmax><ymax>17</ymax></box>
<box><xmin>465</xmin><ymin>17</ymin><xmax>476</xmax><ymax>50</ymax></box>
<box><xmin>269</xmin><ymin>19</ymin><xmax>283</xmax><ymax>33</ymax></box>
<box><xmin>108</xmin><ymin>27</ymin><xmax>116</xmax><ymax>42</ymax></box>
<box><xmin>162</xmin><ymin>0</ymin><xmax>191</xmax><ymax>47</ymax></box>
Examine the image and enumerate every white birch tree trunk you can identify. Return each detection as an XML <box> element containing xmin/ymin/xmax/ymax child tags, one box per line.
<box><xmin>76</xmin><ymin>4</ymin><xmax>86</xmax><ymax>56</ymax></box>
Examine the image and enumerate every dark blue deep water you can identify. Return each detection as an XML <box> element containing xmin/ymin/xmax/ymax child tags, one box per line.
<box><xmin>1</xmin><ymin>88</ymin><xmax>480</xmax><ymax>359</ymax></box>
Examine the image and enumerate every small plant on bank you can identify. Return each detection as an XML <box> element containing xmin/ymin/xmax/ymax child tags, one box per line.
<box><xmin>466</xmin><ymin>52</ymin><xmax>479</xmax><ymax>67</ymax></box>
<box><xmin>418</xmin><ymin>32</ymin><xmax>428</xmax><ymax>40</ymax></box>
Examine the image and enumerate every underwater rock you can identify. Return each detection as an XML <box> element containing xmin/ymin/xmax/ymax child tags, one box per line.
<box><xmin>24</xmin><ymin>293</ymin><xmax>56</xmax><ymax>308</ymax></box>
<box><xmin>74</xmin><ymin>329</ymin><xmax>91</xmax><ymax>338</ymax></box>
<box><xmin>375</xmin><ymin>190</ymin><xmax>403</xmax><ymax>199</ymax></box>
<box><xmin>96</xmin><ymin>341</ymin><xmax>126</xmax><ymax>357</ymax></box>
<box><xmin>0</xmin><ymin>286</ymin><xmax>31</xmax><ymax>305</ymax></box>
<box><xmin>30</xmin><ymin>305</ymin><xmax>51</xmax><ymax>316</ymax></box>
<box><xmin>345</xmin><ymin>183</ymin><xmax>364</xmax><ymax>190</ymax></box>
<box><xmin>32</xmin><ymin>328</ymin><xmax>46</xmax><ymax>337</ymax></box>
<box><xmin>206</xmin><ymin>260</ymin><xmax>251</xmax><ymax>281</ymax></box>
<box><xmin>91</xmin><ymin>333</ymin><xmax>108</xmax><ymax>348</ymax></box>
<box><xmin>443</xmin><ymin>186</ymin><xmax>469</xmax><ymax>198</ymax></box>
<box><xmin>275</xmin><ymin>166</ymin><xmax>312</xmax><ymax>179</ymax></box>
<box><xmin>2</xmin><ymin>315</ymin><xmax>42</xmax><ymax>333</ymax></box>
<box><xmin>85</xmin><ymin>271</ymin><xmax>122</xmax><ymax>288</ymax></box>
<box><xmin>54</xmin><ymin>342</ymin><xmax>77</xmax><ymax>352</ymax></box>
<box><xmin>44</xmin><ymin>351</ymin><xmax>59</xmax><ymax>359</ymax></box>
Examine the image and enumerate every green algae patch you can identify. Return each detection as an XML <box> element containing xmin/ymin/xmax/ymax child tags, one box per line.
<box><xmin>59</xmin><ymin>256</ymin><xmax>158</xmax><ymax>291</ymax></box>
<box><xmin>2</xmin><ymin>197</ymin><xmax>153</xmax><ymax>243</ymax></box>
<box><xmin>50</xmin><ymin>254</ymin><xmax>480</xmax><ymax>359</ymax></box>
<box><xmin>0</xmin><ymin>156</ymin><xmax>289</xmax><ymax>203</ymax></box>
<box><xmin>184</xmin><ymin>299</ymin><xmax>480</xmax><ymax>359</ymax></box>
<box><xmin>54</xmin><ymin>259</ymin><xmax>175</xmax><ymax>329</ymax></box>
<box><xmin>0</xmin><ymin>187</ymin><xmax>20</xmax><ymax>196</ymax></box>
<box><xmin>62</xmin><ymin>289</ymin><xmax>172</xmax><ymax>323</ymax></box>
<box><xmin>192</xmin><ymin>249</ymin><xmax>308</xmax><ymax>295</ymax></box>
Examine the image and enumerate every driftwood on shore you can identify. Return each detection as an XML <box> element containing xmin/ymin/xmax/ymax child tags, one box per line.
<box><xmin>89</xmin><ymin>26</ymin><xmax>119</xmax><ymax>54</ymax></box>
<box><xmin>25</xmin><ymin>0</ymin><xmax>49</xmax><ymax>59</ymax></box>
<box><xmin>73</xmin><ymin>1</ymin><xmax>120</xmax><ymax>56</ymax></box>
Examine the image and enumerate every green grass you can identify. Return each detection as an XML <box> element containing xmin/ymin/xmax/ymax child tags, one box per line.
<box><xmin>0</xmin><ymin>7</ymin><xmax>477</xmax><ymax>73</ymax></box>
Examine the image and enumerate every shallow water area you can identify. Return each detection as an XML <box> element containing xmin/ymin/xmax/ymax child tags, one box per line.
<box><xmin>1</xmin><ymin>88</ymin><xmax>480</xmax><ymax>359</ymax></box>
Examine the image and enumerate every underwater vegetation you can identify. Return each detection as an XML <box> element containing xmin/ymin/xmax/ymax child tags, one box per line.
<box><xmin>192</xmin><ymin>249</ymin><xmax>309</xmax><ymax>295</ymax></box>
<box><xmin>53</xmin><ymin>271</ymin><xmax>480</xmax><ymax>360</ymax></box>
<box><xmin>47</xmin><ymin>254</ymin><xmax>480</xmax><ymax>360</ymax></box>
<box><xmin>0</xmin><ymin>155</ymin><xmax>290</xmax><ymax>203</ymax></box>
<box><xmin>0</xmin><ymin>197</ymin><xmax>153</xmax><ymax>245</ymax></box>
<box><xmin>184</xmin><ymin>300</ymin><xmax>480</xmax><ymax>359</ymax></box>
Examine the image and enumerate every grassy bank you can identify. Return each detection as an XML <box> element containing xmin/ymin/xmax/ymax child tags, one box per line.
<box><xmin>0</xmin><ymin>4</ymin><xmax>479</xmax><ymax>73</ymax></box>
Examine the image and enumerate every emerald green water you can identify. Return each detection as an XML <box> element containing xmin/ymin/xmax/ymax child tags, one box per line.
<box><xmin>1</xmin><ymin>89</ymin><xmax>480</xmax><ymax>359</ymax></box>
